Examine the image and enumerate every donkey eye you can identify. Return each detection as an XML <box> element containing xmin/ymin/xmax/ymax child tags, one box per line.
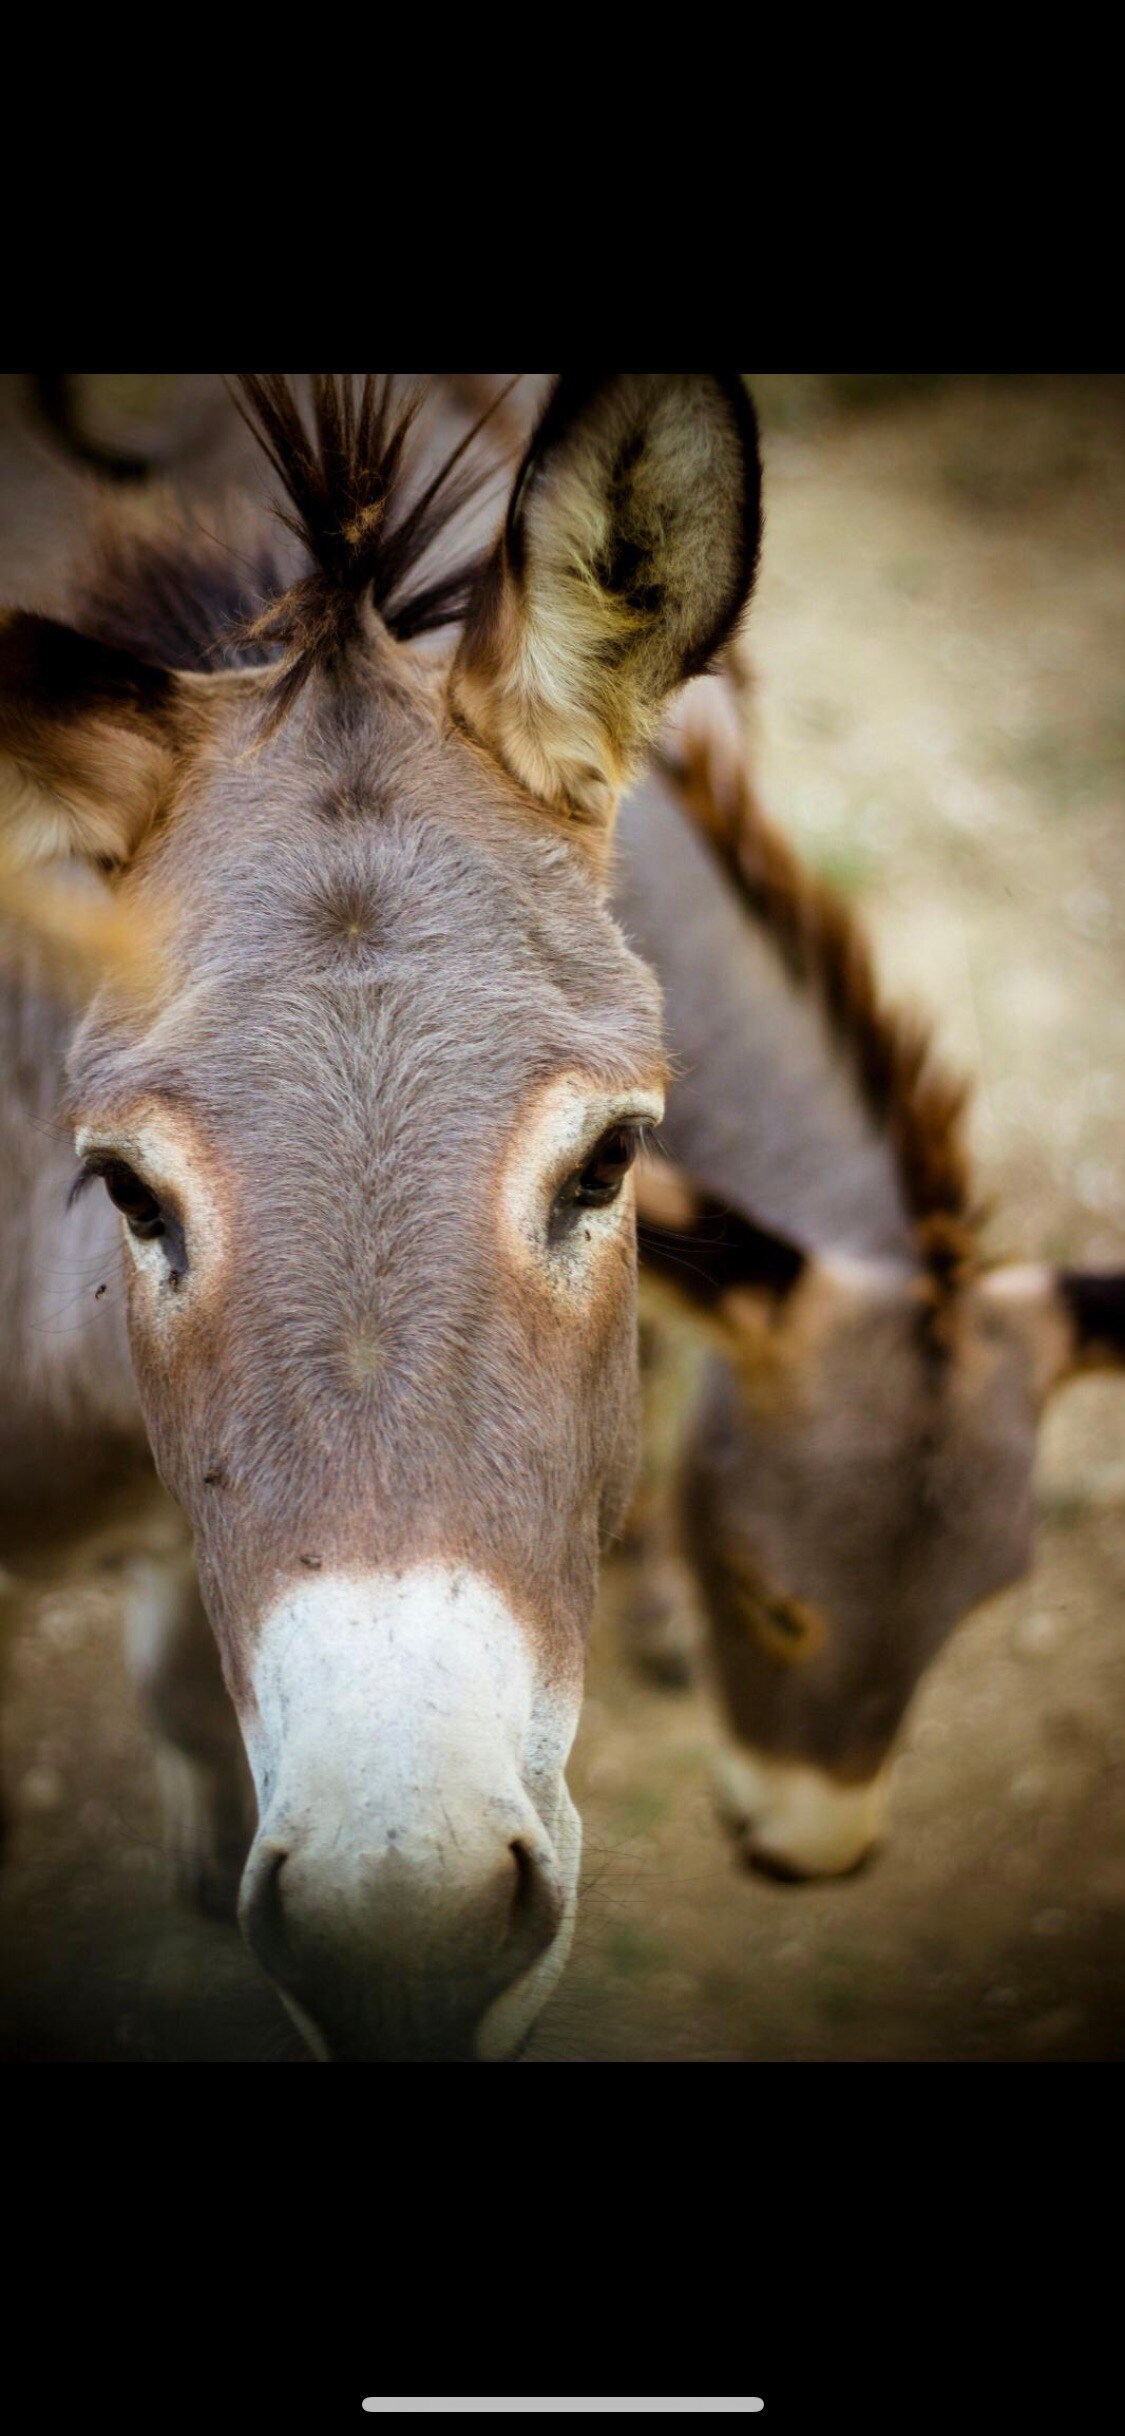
<box><xmin>576</xmin><ymin>1125</ymin><xmax>639</xmax><ymax>1204</ymax></box>
<box><xmin>102</xmin><ymin>1160</ymin><xmax>166</xmax><ymax>1239</ymax></box>
<box><xmin>555</xmin><ymin>1125</ymin><xmax>640</xmax><ymax>1224</ymax></box>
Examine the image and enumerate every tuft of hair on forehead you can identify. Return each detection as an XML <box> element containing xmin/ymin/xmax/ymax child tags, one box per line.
<box><xmin>228</xmin><ymin>374</ymin><xmax>515</xmax><ymax>731</ymax></box>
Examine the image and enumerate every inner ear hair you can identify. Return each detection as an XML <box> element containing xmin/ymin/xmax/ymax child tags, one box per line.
<box><xmin>0</xmin><ymin>863</ymin><xmax>165</xmax><ymax>1000</ymax></box>
<box><xmin>450</xmin><ymin>373</ymin><xmax>762</xmax><ymax>837</ymax></box>
<box><xmin>0</xmin><ymin>611</ymin><xmax>178</xmax><ymax>872</ymax></box>
<box><xmin>636</xmin><ymin>1155</ymin><xmax>807</xmax><ymax>1316</ymax></box>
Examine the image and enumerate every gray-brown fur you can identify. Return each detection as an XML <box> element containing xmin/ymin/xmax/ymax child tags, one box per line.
<box><xmin>17</xmin><ymin>370</ymin><xmax>1115</xmax><ymax>1915</ymax></box>
<box><xmin>67</xmin><ymin>648</ymin><xmax>664</xmax><ymax>1669</ymax></box>
<box><xmin>615</xmin><ymin>729</ymin><xmax>1125</xmax><ymax>1870</ymax></box>
<box><xmin>618</xmin><ymin>769</ymin><xmax>922</xmax><ymax>1261</ymax></box>
<box><xmin>0</xmin><ymin>372</ymin><xmax>761</xmax><ymax>2054</ymax></box>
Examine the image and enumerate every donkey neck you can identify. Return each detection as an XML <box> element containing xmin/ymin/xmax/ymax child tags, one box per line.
<box><xmin>613</xmin><ymin>766</ymin><xmax>920</xmax><ymax>1264</ymax></box>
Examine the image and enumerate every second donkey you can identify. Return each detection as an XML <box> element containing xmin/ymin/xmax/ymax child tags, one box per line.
<box><xmin>616</xmin><ymin>680</ymin><xmax>1125</xmax><ymax>1879</ymax></box>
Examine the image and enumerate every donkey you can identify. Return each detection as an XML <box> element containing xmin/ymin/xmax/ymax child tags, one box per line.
<box><xmin>0</xmin><ymin>371</ymin><xmax>763</xmax><ymax>2059</ymax></box>
<box><xmin>612</xmin><ymin>681</ymin><xmax>1125</xmax><ymax>1879</ymax></box>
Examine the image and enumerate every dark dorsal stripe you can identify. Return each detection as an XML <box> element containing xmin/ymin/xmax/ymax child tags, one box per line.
<box><xmin>638</xmin><ymin>1192</ymin><xmax>806</xmax><ymax>1310</ymax></box>
<box><xmin>1058</xmin><ymin>1270</ymin><xmax>1125</xmax><ymax>1361</ymax></box>
<box><xmin>660</xmin><ymin>710</ymin><xmax>979</xmax><ymax>1277</ymax></box>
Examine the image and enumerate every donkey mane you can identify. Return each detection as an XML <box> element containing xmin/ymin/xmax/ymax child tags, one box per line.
<box><xmin>660</xmin><ymin>693</ymin><xmax>981</xmax><ymax>1294</ymax></box>
<box><xmin>70</xmin><ymin>375</ymin><xmax>507</xmax><ymax>725</ymax></box>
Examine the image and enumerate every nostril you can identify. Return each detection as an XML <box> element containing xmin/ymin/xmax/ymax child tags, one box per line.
<box><xmin>509</xmin><ymin>1838</ymin><xmax>536</xmax><ymax>1934</ymax></box>
<box><xmin>505</xmin><ymin>1836</ymin><xmax>564</xmax><ymax>1969</ymax></box>
<box><xmin>240</xmin><ymin>1838</ymin><xmax>293</xmax><ymax>1973</ymax></box>
<box><xmin>745</xmin><ymin>1839</ymin><xmax>876</xmax><ymax>1885</ymax></box>
<box><xmin>746</xmin><ymin>1845</ymin><xmax>815</xmax><ymax>1885</ymax></box>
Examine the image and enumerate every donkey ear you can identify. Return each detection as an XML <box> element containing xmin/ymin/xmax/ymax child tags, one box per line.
<box><xmin>0</xmin><ymin>610</ymin><xmax>179</xmax><ymax>875</ymax></box>
<box><xmin>450</xmin><ymin>373</ymin><xmax>762</xmax><ymax>839</ymax></box>
<box><xmin>979</xmin><ymin>1263</ymin><xmax>1125</xmax><ymax>1401</ymax></box>
<box><xmin>635</xmin><ymin>1152</ymin><xmax>807</xmax><ymax>1341</ymax></box>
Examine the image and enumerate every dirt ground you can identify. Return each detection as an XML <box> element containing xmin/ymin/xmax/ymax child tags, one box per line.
<box><xmin>2</xmin><ymin>374</ymin><xmax>1124</xmax><ymax>2063</ymax></box>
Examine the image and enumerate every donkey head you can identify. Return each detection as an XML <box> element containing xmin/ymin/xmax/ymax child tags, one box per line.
<box><xmin>0</xmin><ymin>373</ymin><xmax>761</xmax><ymax>2057</ymax></box>
<box><xmin>638</xmin><ymin>1159</ymin><xmax>1125</xmax><ymax>1880</ymax></box>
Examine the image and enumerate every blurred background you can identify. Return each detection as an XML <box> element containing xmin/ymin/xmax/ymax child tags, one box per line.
<box><xmin>2</xmin><ymin>372</ymin><xmax>1124</xmax><ymax>2060</ymax></box>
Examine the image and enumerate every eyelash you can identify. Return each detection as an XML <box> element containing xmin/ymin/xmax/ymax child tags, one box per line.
<box><xmin>550</xmin><ymin>1121</ymin><xmax>647</xmax><ymax>1236</ymax></box>
<box><xmin>71</xmin><ymin>1155</ymin><xmax>168</xmax><ymax>1242</ymax></box>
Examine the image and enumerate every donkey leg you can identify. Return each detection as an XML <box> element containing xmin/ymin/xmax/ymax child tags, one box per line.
<box><xmin>122</xmin><ymin>1551</ymin><xmax>255</xmax><ymax>1920</ymax></box>
<box><xmin>614</xmin><ymin>1314</ymin><xmax>703</xmax><ymax>1688</ymax></box>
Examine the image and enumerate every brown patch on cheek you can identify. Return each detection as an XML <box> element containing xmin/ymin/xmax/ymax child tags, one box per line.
<box><xmin>124</xmin><ymin>1284</ymin><xmax>227</xmax><ymax>1473</ymax></box>
<box><xmin>504</xmin><ymin>1227</ymin><xmax>636</xmax><ymax>1394</ymax></box>
<box><xmin>743</xmin><ymin>1588</ymin><xmax>827</xmax><ymax>1667</ymax></box>
<box><xmin>719</xmin><ymin>1543</ymin><xmax>828</xmax><ymax>1668</ymax></box>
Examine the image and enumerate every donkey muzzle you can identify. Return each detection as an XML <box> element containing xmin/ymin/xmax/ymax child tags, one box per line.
<box><xmin>713</xmin><ymin>1742</ymin><xmax>893</xmax><ymax>1881</ymax></box>
<box><xmin>237</xmin><ymin>1564</ymin><xmax>581</xmax><ymax>2060</ymax></box>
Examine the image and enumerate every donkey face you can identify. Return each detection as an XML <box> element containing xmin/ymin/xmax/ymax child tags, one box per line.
<box><xmin>0</xmin><ymin>374</ymin><xmax>762</xmax><ymax>2057</ymax></box>
<box><xmin>640</xmin><ymin>1166</ymin><xmax>1125</xmax><ymax>1879</ymax></box>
